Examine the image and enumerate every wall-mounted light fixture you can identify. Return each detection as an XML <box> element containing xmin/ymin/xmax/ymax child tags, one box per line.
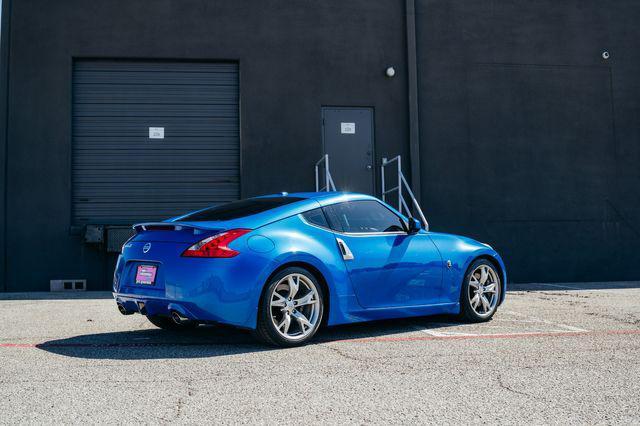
<box><xmin>385</xmin><ymin>66</ymin><xmax>396</xmax><ymax>78</ymax></box>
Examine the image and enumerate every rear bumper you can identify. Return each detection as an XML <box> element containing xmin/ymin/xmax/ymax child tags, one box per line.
<box><xmin>114</xmin><ymin>292</ymin><xmax>220</xmax><ymax>324</ymax></box>
<box><xmin>112</xmin><ymin>263</ymin><xmax>266</xmax><ymax>328</ymax></box>
<box><xmin>113</xmin><ymin>240</ymin><xmax>277</xmax><ymax>328</ymax></box>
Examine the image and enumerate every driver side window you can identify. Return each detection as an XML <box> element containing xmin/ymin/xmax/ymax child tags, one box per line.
<box><xmin>323</xmin><ymin>200</ymin><xmax>406</xmax><ymax>233</ymax></box>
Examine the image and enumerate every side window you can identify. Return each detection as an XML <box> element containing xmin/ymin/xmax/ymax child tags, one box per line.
<box><xmin>323</xmin><ymin>201</ymin><xmax>406</xmax><ymax>233</ymax></box>
<box><xmin>301</xmin><ymin>208</ymin><xmax>329</xmax><ymax>228</ymax></box>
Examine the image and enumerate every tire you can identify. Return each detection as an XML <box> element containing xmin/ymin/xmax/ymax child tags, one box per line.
<box><xmin>147</xmin><ymin>315</ymin><xmax>197</xmax><ymax>330</ymax></box>
<box><xmin>254</xmin><ymin>267</ymin><xmax>324</xmax><ymax>347</ymax></box>
<box><xmin>459</xmin><ymin>258</ymin><xmax>501</xmax><ymax>322</ymax></box>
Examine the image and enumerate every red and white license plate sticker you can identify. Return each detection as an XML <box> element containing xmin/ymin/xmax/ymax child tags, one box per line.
<box><xmin>135</xmin><ymin>265</ymin><xmax>157</xmax><ymax>285</ymax></box>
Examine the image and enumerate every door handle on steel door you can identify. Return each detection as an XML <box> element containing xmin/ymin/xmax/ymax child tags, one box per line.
<box><xmin>336</xmin><ymin>238</ymin><xmax>354</xmax><ymax>260</ymax></box>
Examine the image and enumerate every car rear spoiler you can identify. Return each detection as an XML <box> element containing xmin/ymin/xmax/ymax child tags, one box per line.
<box><xmin>132</xmin><ymin>222</ymin><xmax>214</xmax><ymax>234</ymax></box>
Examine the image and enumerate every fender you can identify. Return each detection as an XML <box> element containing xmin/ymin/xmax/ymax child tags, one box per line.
<box><xmin>428</xmin><ymin>233</ymin><xmax>508</xmax><ymax>305</ymax></box>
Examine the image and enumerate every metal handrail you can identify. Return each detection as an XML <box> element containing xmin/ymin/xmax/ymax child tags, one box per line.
<box><xmin>381</xmin><ymin>155</ymin><xmax>429</xmax><ymax>231</ymax></box>
<box><xmin>315</xmin><ymin>154</ymin><xmax>337</xmax><ymax>192</ymax></box>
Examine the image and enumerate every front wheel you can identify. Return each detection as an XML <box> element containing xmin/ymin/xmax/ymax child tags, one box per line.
<box><xmin>459</xmin><ymin>259</ymin><xmax>501</xmax><ymax>322</ymax></box>
<box><xmin>254</xmin><ymin>267</ymin><xmax>324</xmax><ymax>347</ymax></box>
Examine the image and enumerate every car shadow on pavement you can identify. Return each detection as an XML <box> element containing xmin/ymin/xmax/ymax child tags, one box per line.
<box><xmin>36</xmin><ymin>315</ymin><xmax>458</xmax><ymax>360</ymax></box>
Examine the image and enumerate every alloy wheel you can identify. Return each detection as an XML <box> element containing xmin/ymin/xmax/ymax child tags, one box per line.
<box><xmin>269</xmin><ymin>273</ymin><xmax>320</xmax><ymax>341</ymax></box>
<box><xmin>468</xmin><ymin>264</ymin><xmax>499</xmax><ymax>317</ymax></box>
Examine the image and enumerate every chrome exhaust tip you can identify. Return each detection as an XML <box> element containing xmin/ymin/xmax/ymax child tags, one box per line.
<box><xmin>117</xmin><ymin>303</ymin><xmax>133</xmax><ymax>315</ymax></box>
<box><xmin>170</xmin><ymin>310</ymin><xmax>190</xmax><ymax>325</ymax></box>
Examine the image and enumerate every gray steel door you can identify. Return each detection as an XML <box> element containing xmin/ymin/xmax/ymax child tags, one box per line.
<box><xmin>322</xmin><ymin>107</ymin><xmax>374</xmax><ymax>194</ymax></box>
<box><xmin>72</xmin><ymin>60</ymin><xmax>239</xmax><ymax>224</ymax></box>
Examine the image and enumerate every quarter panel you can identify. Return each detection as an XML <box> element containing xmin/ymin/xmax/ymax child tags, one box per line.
<box><xmin>241</xmin><ymin>214</ymin><xmax>360</xmax><ymax>328</ymax></box>
<box><xmin>115</xmin><ymin>233</ymin><xmax>273</xmax><ymax>326</ymax></box>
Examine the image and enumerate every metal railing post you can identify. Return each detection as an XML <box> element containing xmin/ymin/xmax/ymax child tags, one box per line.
<box><xmin>379</xmin><ymin>155</ymin><xmax>429</xmax><ymax>231</ymax></box>
<box><xmin>327</xmin><ymin>172</ymin><xmax>336</xmax><ymax>191</ymax></box>
<box><xmin>397</xmin><ymin>156</ymin><xmax>402</xmax><ymax>213</ymax></box>
<box><xmin>381</xmin><ymin>157</ymin><xmax>387</xmax><ymax>202</ymax></box>
<box><xmin>399</xmin><ymin>173</ymin><xmax>428</xmax><ymax>230</ymax></box>
<box><xmin>315</xmin><ymin>154</ymin><xmax>337</xmax><ymax>192</ymax></box>
<box><xmin>324</xmin><ymin>154</ymin><xmax>330</xmax><ymax>192</ymax></box>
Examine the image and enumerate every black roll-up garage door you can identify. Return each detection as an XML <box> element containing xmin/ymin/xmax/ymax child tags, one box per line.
<box><xmin>72</xmin><ymin>60</ymin><xmax>239</xmax><ymax>224</ymax></box>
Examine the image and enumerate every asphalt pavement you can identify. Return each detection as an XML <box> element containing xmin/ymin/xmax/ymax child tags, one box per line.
<box><xmin>1</xmin><ymin>281</ymin><xmax>639</xmax><ymax>424</ymax></box>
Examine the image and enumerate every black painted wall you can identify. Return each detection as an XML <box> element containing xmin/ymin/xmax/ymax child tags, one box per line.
<box><xmin>0</xmin><ymin>0</ymin><xmax>409</xmax><ymax>291</ymax></box>
<box><xmin>1</xmin><ymin>0</ymin><xmax>639</xmax><ymax>290</ymax></box>
<box><xmin>417</xmin><ymin>0</ymin><xmax>640</xmax><ymax>282</ymax></box>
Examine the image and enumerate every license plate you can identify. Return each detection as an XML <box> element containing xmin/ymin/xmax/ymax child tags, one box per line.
<box><xmin>135</xmin><ymin>265</ymin><xmax>157</xmax><ymax>285</ymax></box>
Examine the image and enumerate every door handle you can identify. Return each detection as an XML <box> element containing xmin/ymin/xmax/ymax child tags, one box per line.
<box><xmin>336</xmin><ymin>238</ymin><xmax>354</xmax><ymax>260</ymax></box>
<box><xmin>366</xmin><ymin>165</ymin><xmax>372</xmax><ymax>170</ymax></box>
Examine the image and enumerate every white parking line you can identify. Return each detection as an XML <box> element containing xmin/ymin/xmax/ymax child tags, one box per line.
<box><xmin>504</xmin><ymin>310</ymin><xmax>590</xmax><ymax>332</ymax></box>
<box><xmin>411</xmin><ymin>324</ymin><xmax>478</xmax><ymax>337</ymax></box>
<box><xmin>410</xmin><ymin>308</ymin><xmax>590</xmax><ymax>338</ymax></box>
<box><xmin>528</xmin><ymin>283</ymin><xmax>585</xmax><ymax>290</ymax></box>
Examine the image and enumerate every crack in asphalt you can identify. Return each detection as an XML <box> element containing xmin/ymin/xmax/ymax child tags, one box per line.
<box><xmin>496</xmin><ymin>373</ymin><xmax>533</xmax><ymax>398</ymax></box>
<box><xmin>321</xmin><ymin>343</ymin><xmax>362</xmax><ymax>362</ymax></box>
<box><xmin>584</xmin><ymin>311</ymin><xmax>640</xmax><ymax>326</ymax></box>
<box><xmin>172</xmin><ymin>380</ymin><xmax>195</xmax><ymax>421</ymax></box>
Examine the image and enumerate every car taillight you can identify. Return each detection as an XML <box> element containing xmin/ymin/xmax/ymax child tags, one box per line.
<box><xmin>181</xmin><ymin>229</ymin><xmax>251</xmax><ymax>258</ymax></box>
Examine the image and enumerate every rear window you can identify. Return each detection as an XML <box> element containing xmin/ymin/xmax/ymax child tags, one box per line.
<box><xmin>179</xmin><ymin>197</ymin><xmax>305</xmax><ymax>222</ymax></box>
<box><xmin>301</xmin><ymin>208</ymin><xmax>329</xmax><ymax>228</ymax></box>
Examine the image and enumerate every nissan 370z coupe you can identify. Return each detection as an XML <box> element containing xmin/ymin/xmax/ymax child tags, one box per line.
<box><xmin>113</xmin><ymin>192</ymin><xmax>506</xmax><ymax>346</ymax></box>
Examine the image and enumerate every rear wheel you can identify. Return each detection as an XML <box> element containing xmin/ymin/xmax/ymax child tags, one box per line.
<box><xmin>459</xmin><ymin>259</ymin><xmax>501</xmax><ymax>322</ymax></box>
<box><xmin>254</xmin><ymin>267</ymin><xmax>324</xmax><ymax>347</ymax></box>
<box><xmin>147</xmin><ymin>315</ymin><xmax>197</xmax><ymax>330</ymax></box>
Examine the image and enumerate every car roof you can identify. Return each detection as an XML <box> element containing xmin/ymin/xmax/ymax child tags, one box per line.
<box><xmin>167</xmin><ymin>192</ymin><xmax>392</xmax><ymax>231</ymax></box>
<box><xmin>256</xmin><ymin>191</ymin><xmax>379</xmax><ymax>206</ymax></box>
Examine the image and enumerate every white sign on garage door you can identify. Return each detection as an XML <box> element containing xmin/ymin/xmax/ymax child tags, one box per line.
<box><xmin>148</xmin><ymin>127</ymin><xmax>164</xmax><ymax>139</ymax></box>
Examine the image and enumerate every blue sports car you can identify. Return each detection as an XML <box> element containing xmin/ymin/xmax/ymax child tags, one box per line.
<box><xmin>113</xmin><ymin>192</ymin><xmax>506</xmax><ymax>346</ymax></box>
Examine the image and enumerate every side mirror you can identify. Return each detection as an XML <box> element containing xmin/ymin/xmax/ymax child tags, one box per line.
<box><xmin>407</xmin><ymin>217</ymin><xmax>422</xmax><ymax>234</ymax></box>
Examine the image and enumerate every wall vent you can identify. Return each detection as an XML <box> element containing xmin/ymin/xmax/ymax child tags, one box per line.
<box><xmin>106</xmin><ymin>226</ymin><xmax>136</xmax><ymax>253</ymax></box>
<box><xmin>50</xmin><ymin>279</ymin><xmax>87</xmax><ymax>292</ymax></box>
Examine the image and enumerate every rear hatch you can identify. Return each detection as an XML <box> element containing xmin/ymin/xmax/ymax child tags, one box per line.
<box><xmin>117</xmin><ymin>223</ymin><xmax>226</xmax><ymax>292</ymax></box>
